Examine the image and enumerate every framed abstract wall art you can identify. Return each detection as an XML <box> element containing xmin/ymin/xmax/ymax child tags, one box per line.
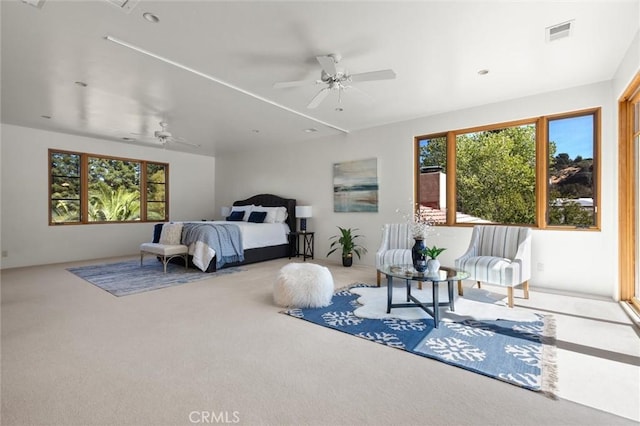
<box><xmin>333</xmin><ymin>158</ymin><xmax>378</xmax><ymax>212</ymax></box>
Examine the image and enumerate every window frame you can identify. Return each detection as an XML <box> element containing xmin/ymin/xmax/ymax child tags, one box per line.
<box><xmin>49</xmin><ymin>149</ymin><xmax>169</xmax><ymax>225</ymax></box>
<box><xmin>414</xmin><ymin>107</ymin><xmax>600</xmax><ymax>230</ymax></box>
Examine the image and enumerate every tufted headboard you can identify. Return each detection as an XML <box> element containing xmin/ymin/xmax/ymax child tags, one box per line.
<box><xmin>233</xmin><ymin>194</ymin><xmax>297</xmax><ymax>232</ymax></box>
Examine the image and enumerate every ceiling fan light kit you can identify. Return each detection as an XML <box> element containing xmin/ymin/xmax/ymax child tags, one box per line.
<box><xmin>274</xmin><ymin>54</ymin><xmax>396</xmax><ymax>109</ymax></box>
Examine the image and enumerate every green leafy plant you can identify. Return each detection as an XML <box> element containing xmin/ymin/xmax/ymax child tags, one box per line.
<box><xmin>420</xmin><ymin>245</ymin><xmax>446</xmax><ymax>259</ymax></box>
<box><xmin>327</xmin><ymin>227</ymin><xmax>368</xmax><ymax>259</ymax></box>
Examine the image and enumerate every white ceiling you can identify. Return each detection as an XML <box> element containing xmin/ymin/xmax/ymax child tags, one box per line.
<box><xmin>1</xmin><ymin>0</ymin><xmax>638</xmax><ymax>156</ymax></box>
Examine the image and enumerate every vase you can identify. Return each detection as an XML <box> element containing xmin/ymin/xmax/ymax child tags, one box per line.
<box><xmin>411</xmin><ymin>238</ymin><xmax>427</xmax><ymax>272</ymax></box>
<box><xmin>427</xmin><ymin>258</ymin><xmax>440</xmax><ymax>275</ymax></box>
<box><xmin>342</xmin><ymin>254</ymin><xmax>353</xmax><ymax>267</ymax></box>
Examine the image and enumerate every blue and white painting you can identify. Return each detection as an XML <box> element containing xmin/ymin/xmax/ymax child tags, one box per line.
<box><xmin>333</xmin><ymin>158</ymin><xmax>378</xmax><ymax>212</ymax></box>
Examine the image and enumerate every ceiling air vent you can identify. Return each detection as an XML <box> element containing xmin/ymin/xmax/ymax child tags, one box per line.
<box><xmin>546</xmin><ymin>20</ymin><xmax>574</xmax><ymax>42</ymax></box>
<box><xmin>104</xmin><ymin>0</ymin><xmax>140</xmax><ymax>14</ymax></box>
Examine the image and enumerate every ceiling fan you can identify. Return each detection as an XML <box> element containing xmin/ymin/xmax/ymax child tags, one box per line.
<box><xmin>136</xmin><ymin>121</ymin><xmax>200</xmax><ymax>148</ymax></box>
<box><xmin>274</xmin><ymin>54</ymin><xmax>396</xmax><ymax>109</ymax></box>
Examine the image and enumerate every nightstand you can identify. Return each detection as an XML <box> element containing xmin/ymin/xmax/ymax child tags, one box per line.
<box><xmin>289</xmin><ymin>231</ymin><xmax>315</xmax><ymax>261</ymax></box>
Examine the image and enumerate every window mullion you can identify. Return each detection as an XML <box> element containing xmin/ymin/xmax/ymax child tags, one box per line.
<box><xmin>536</xmin><ymin>117</ymin><xmax>547</xmax><ymax>228</ymax></box>
<box><xmin>141</xmin><ymin>161</ymin><xmax>148</xmax><ymax>221</ymax></box>
<box><xmin>80</xmin><ymin>154</ymin><xmax>88</xmax><ymax>224</ymax></box>
<box><xmin>446</xmin><ymin>131</ymin><xmax>456</xmax><ymax>225</ymax></box>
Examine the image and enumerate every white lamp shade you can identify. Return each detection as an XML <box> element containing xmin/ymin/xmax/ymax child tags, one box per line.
<box><xmin>221</xmin><ymin>206</ymin><xmax>231</xmax><ymax>217</ymax></box>
<box><xmin>295</xmin><ymin>206</ymin><xmax>312</xmax><ymax>218</ymax></box>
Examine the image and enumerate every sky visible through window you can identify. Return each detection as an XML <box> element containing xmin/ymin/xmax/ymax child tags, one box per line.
<box><xmin>549</xmin><ymin>114</ymin><xmax>593</xmax><ymax>159</ymax></box>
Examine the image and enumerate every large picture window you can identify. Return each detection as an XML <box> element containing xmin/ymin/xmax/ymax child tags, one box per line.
<box><xmin>415</xmin><ymin>108</ymin><xmax>599</xmax><ymax>229</ymax></box>
<box><xmin>49</xmin><ymin>150</ymin><xmax>169</xmax><ymax>224</ymax></box>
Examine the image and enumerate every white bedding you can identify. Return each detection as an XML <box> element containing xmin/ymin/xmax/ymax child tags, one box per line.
<box><xmin>182</xmin><ymin>221</ymin><xmax>290</xmax><ymax>270</ymax></box>
<box><xmin>210</xmin><ymin>220</ymin><xmax>290</xmax><ymax>249</ymax></box>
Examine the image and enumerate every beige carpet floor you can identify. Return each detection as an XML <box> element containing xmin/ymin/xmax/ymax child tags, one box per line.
<box><xmin>1</xmin><ymin>256</ymin><xmax>639</xmax><ymax>426</ymax></box>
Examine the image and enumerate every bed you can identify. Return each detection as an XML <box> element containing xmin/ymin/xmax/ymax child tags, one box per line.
<box><xmin>153</xmin><ymin>194</ymin><xmax>296</xmax><ymax>272</ymax></box>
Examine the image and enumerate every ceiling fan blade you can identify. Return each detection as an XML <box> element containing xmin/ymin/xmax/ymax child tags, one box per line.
<box><xmin>273</xmin><ymin>79</ymin><xmax>318</xmax><ymax>89</ymax></box>
<box><xmin>316</xmin><ymin>55</ymin><xmax>337</xmax><ymax>76</ymax></box>
<box><xmin>349</xmin><ymin>69</ymin><xmax>396</xmax><ymax>82</ymax></box>
<box><xmin>307</xmin><ymin>88</ymin><xmax>330</xmax><ymax>109</ymax></box>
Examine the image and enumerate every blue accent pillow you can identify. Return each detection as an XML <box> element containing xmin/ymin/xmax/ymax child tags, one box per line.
<box><xmin>248</xmin><ymin>211</ymin><xmax>267</xmax><ymax>223</ymax></box>
<box><xmin>153</xmin><ymin>223</ymin><xmax>164</xmax><ymax>243</ymax></box>
<box><xmin>227</xmin><ymin>211</ymin><xmax>245</xmax><ymax>221</ymax></box>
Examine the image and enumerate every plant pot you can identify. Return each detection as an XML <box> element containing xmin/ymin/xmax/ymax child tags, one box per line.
<box><xmin>411</xmin><ymin>238</ymin><xmax>427</xmax><ymax>272</ymax></box>
<box><xmin>342</xmin><ymin>254</ymin><xmax>353</xmax><ymax>267</ymax></box>
<box><xmin>427</xmin><ymin>258</ymin><xmax>440</xmax><ymax>275</ymax></box>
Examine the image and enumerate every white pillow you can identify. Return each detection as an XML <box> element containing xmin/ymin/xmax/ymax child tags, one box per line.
<box><xmin>275</xmin><ymin>206</ymin><xmax>288</xmax><ymax>223</ymax></box>
<box><xmin>231</xmin><ymin>204</ymin><xmax>254</xmax><ymax>221</ymax></box>
<box><xmin>253</xmin><ymin>206</ymin><xmax>277</xmax><ymax>223</ymax></box>
<box><xmin>159</xmin><ymin>223</ymin><xmax>183</xmax><ymax>245</ymax></box>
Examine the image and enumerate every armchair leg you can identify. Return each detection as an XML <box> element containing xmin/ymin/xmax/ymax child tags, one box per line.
<box><xmin>377</xmin><ymin>271</ymin><xmax>381</xmax><ymax>287</ymax></box>
<box><xmin>507</xmin><ymin>287</ymin><xmax>514</xmax><ymax>308</ymax></box>
<box><xmin>523</xmin><ymin>280</ymin><xmax>530</xmax><ymax>299</ymax></box>
<box><xmin>458</xmin><ymin>280</ymin><xmax>464</xmax><ymax>296</ymax></box>
<box><xmin>477</xmin><ymin>281</ymin><xmax>482</xmax><ymax>289</ymax></box>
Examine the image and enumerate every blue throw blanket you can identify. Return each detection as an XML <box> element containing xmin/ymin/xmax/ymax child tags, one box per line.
<box><xmin>182</xmin><ymin>223</ymin><xmax>244</xmax><ymax>269</ymax></box>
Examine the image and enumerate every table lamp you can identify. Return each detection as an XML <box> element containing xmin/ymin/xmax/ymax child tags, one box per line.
<box><xmin>295</xmin><ymin>206</ymin><xmax>312</xmax><ymax>232</ymax></box>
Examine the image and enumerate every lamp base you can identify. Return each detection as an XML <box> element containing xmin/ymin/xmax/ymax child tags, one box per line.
<box><xmin>300</xmin><ymin>218</ymin><xmax>307</xmax><ymax>232</ymax></box>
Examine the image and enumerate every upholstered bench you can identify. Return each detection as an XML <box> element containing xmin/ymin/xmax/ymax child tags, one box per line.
<box><xmin>140</xmin><ymin>242</ymin><xmax>189</xmax><ymax>273</ymax></box>
<box><xmin>140</xmin><ymin>222</ymin><xmax>188</xmax><ymax>273</ymax></box>
<box><xmin>273</xmin><ymin>262</ymin><xmax>334</xmax><ymax>308</ymax></box>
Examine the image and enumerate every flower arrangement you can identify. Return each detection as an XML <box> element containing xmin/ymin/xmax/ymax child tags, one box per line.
<box><xmin>398</xmin><ymin>206</ymin><xmax>435</xmax><ymax>240</ymax></box>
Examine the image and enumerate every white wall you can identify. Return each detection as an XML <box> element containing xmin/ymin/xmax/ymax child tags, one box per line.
<box><xmin>614</xmin><ymin>29</ymin><xmax>639</xmax><ymax>98</ymax></box>
<box><xmin>216</xmin><ymin>81</ymin><xmax>619</xmax><ymax>299</ymax></box>
<box><xmin>0</xmin><ymin>124</ymin><xmax>216</xmax><ymax>269</ymax></box>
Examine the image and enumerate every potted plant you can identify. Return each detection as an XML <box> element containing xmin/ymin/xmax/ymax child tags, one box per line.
<box><xmin>420</xmin><ymin>245</ymin><xmax>446</xmax><ymax>274</ymax></box>
<box><xmin>327</xmin><ymin>226</ymin><xmax>368</xmax><ymax>267</ymax></box>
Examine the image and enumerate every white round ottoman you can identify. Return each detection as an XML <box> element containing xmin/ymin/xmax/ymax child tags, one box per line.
<box><xmin>274</xmin><ymin>263</ymin><xmax>334</xmax><ymax>308</ymax></box>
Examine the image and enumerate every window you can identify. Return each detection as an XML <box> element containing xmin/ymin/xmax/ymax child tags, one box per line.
<box><xmin>49</xmin><ymin>150</ymin><xmax>169</xmax><ymax>224</ymax></box>
<box><xmin>415</xmin><ymin>108</ymin><xmax>599</xmax><ymax>229</ymax></box>
<box><xmin>456</xmin><ymin>123</ymin><xmax>537</xmax><ymax>225</ymax></box>
<box><xmin>416</xmin><ymin>134</ymin><xmax>447</xmax><ymax>224</ymax></box>
<box><xmin>547</xmin><ymin>113</ymin><xmax>597</xmax><ymax>227</ymax></box>
<box><xmin>50</xmin><ymin>152</ymin><xmax>81</xmax><ymax>222</ymax></box>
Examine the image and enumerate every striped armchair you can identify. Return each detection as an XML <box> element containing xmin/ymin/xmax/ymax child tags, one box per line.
<box><xmin>375</xmin><ymin>223</ymin><xmax>413</xmax><ymax>286</ymax></box>
<box><xmin>454</xmin><ymin>225</ymin><xmax>532</xmax><ymax>307</ymax></box>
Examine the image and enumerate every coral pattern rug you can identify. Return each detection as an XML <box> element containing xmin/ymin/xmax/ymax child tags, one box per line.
<box><xmin>281</xmin><ymin>283</ymin><xmax>557</xmax><ymax>397</ymax></box>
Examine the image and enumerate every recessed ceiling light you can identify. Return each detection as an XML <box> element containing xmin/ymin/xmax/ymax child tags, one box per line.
<box><xmin>252</xmin><ymin>129</ymin><xmax>260</xmax><ymax>133</ymax></box>
<box><xmin>304</xmin><ymin>128</ymin><xmax>318</xmax><ymax>133</ymax></box>
<box><xmin>74</xmin><ymin>81</ymin><xmax>87</xmax><ymax>87</ymax></box>
<box><xmin>477</xmin><ymin>69</ymin><xmax>489</xmax><ymax>75</ymax></box>
<box><xmin>143</xmin><ymin>12</ymin><xmax>159</xmax><ymax>23</ymax></box>
<box><xmin>41</xmin><ymin>115</ymin><xmax>51</xmax><ymax>119</ymax></box>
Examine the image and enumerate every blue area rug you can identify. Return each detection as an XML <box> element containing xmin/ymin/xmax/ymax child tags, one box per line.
<box><xmin>281</xmin><ymin>284</ymin><xmax>557</xmax><ymax>396</ymax></box>
<box><xmin>67</xmin><ymin>259</ymin><xmax>243</xmax><ymax>297</ymax></box>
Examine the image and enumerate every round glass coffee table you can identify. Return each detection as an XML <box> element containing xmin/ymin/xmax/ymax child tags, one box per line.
<box><xmin>377</xmin><ymin>264</ymin><xmax>469</xmax><ymax>327</ymax></box>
